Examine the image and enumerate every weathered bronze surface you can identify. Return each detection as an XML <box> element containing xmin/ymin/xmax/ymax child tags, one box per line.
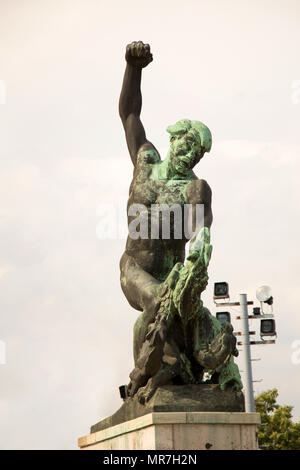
<box><xmin>92</xmin><ymin>42</ymin><xmax>243</xmax><ymax>432</ymax></box>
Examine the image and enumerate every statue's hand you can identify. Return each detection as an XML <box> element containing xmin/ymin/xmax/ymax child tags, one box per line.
<box><xmin>125</xmin><ymin>41</ymin><xmax>153</xmax><ymax>68</ymax></box>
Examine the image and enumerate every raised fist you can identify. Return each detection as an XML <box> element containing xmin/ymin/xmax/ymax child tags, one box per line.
<box><xmin>125</xmin><ymin>41</ymin><xmax>153</xmax><ymax>68</ymax></box>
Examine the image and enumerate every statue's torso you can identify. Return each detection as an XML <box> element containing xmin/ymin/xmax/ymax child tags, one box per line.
<box><xmin>125</xmin><ymin>149</ymin><xmax>197</xmax><ymax>280</ymax></box>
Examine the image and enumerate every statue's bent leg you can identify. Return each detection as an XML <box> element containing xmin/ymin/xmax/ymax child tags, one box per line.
<box><xmin>120</xmin><ymin>252</ymin><xmax>161</xmax><ymax>362</ymax></box>
<box><xmin>120</xmin><ymin>252</ymin><xmax>160</xmax><ymax>312</ymax></box>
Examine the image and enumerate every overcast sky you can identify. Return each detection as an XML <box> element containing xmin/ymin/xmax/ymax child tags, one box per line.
<box><xmin>0</xmin><ymin>0</ymin><xmax>300</xmax><ymax>449</ymax></box>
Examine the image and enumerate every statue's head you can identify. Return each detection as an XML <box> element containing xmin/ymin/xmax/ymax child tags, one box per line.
<box><xmin>166</xmin><ymin>119</ymin><xmax>212</xmax><ymax>174</ymax></box>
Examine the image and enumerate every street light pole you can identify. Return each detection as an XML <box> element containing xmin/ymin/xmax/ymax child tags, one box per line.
<box><xmin>214</xmin><ymin>283</ymin><xmax>276</xmax><ymax>413</ymax></box>
<box><xmin>240</xmin><ymin>293</ymin><xmax>255</xmax><ymax>413</ymax></box>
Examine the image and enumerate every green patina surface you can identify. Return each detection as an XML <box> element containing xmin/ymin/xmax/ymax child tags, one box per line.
<box><xmin>127</xmin><ymin>130</ymin><xmax>243</xmax><ymax>398</ymax></box>
<box><xmin>118</xmin><ymin>43</ymin><xmax>243</xmax><ymax>408</ymax></box>
<box><xmin>129</xmin><ymin>226</ymin><xmax>243</xmax><ymax>401</ymax></box>
<box><xmin>149</xmin><ymin>119</ymin><xmax>212</xmax><ymax>183</ymax></box>
<box><xmin>166</xmin><ymin>119</ymin><xmax>212</xmax><ymax>153</ymax></box>
<box><xmin>173</xmin><ymin>227</ymin><xmax>243</xmax><ymax>390</ymax></box>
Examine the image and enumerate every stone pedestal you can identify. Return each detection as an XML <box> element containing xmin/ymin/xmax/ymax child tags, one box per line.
<box><xmin>90</xmin><ymin>384</ymin><xmax>245</xmax><ymax>434</ymax></box>
<box><xmin>78</xmin><ymin>411</ymin><xmax>260</xmax><ymax>450</ymax></box>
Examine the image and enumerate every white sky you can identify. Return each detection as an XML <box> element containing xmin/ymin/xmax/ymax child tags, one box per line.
<box><xmin>0</xmin><ymin>0</ymin><xmax>300</xmax><ymax>449</ymax></box>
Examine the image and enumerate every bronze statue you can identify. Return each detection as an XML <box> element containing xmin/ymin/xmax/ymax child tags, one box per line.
<box><xmin>118</xmin><ymin>41</ymin><xmax>242</xmax><ymax>404</ymax></box>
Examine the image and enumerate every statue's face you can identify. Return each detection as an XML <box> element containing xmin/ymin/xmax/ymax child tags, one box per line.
<box><xmin>169</xmin><ymin>132</ymin><xmax>200</xmax><ymax>174</ymax></box>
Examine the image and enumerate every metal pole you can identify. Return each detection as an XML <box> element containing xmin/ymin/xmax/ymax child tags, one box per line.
<box><xmin>240</xmin><ymin>293</ymin><xmax>255</xmax><ymax>413</ymax></box>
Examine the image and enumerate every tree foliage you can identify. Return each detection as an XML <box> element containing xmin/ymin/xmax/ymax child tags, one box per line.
<box><xmin>255</xmin><ymin>388</ymin><xmax>300</xmax><ymax>450</ymax></box>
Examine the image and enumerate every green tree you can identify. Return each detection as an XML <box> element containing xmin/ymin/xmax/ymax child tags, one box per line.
<box><xmin>255</xmin><ymin>388</ymin><xmax>300</xmax><ymax>450</ymax></box>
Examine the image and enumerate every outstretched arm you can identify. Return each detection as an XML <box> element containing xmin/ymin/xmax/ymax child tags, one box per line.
<box><xmin>119</xmin><ymin>41</ymin><xmax>156</xmax><ymax>165</ymax></box>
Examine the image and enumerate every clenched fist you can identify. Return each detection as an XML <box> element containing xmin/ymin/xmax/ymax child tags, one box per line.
<box><xmin>125</xmin><ymin>41</ymin><xmax>153</xmax><ymax>68</ymax></box>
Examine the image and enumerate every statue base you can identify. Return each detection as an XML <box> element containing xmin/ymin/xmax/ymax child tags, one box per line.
<box><xmin>90</xmin><ymin>384</ymin><xmax>245</xmax><ymax>433</ymax></box>
<box><xmin>78</xmin><ymin>385</ymin><xmax>259</xmax><ymax>450</ymax></box>
<box><xmin>78</xmin><ymin>411</ymin><xmax>260</xmax><ymax>450</ymax></box>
